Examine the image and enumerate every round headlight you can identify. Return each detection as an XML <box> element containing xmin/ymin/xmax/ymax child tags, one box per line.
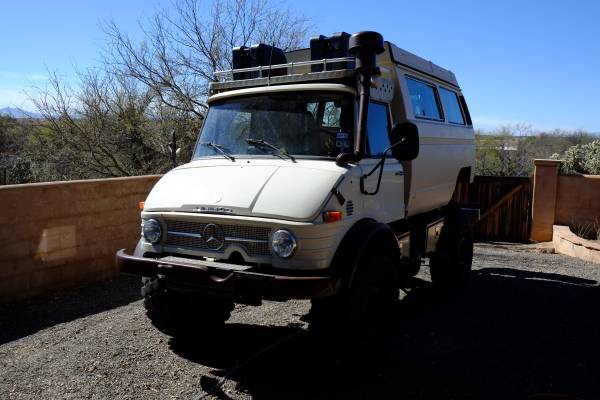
<box><xmin>143</xmin><ymin>219</ymin><xmax>162</xmax><ymax>244</ymax></box>
<box><xmin>271</xmin><ymin>229</ymin><xmax>297</xmax><ymax>258</ymax></box>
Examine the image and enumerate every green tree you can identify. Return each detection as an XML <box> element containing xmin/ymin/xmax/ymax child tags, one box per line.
<box><xmin>475</xmin><ymin>125</ymin><xmax>598</xmax><ymax>177</ymax></box>
<box><xmin>32</xmin><ymin>70</ymin><xmax>200</xmax><ymax>179</ymax></box>
<box><xmin>103</xmin><ymin>0</ymin><xmax>310</xmax><ymax>116</ymax></box>
<box><xmin>27</xmin><ymin>0</ymin><xmax>309</xmax><ymax>181</ymax></box>
<box><xmin>0</xmin><ymin>116</ymin><xmax>34</xmax><ymax>184</ymax></box>
<box><xmin>475</xmin><ymin>125</ymin><xmax>532</xmax><ymax>176</ymax></box>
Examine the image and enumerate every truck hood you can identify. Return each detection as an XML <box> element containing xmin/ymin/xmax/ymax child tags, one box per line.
<box><xmin>144</xmin><ymin>161</ymin><xmax>345</xmax><ymax>221</ymax></box>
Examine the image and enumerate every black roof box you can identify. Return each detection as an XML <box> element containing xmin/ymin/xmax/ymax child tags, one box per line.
<box><xmin>232</xmin><ymin>44</ymin><xmax>287</xmax><ymax>80</ymax></box>
<box><xmin>309</xmin><ymin>32</ymin><xmax>354</xmax><ymax>72</ymax></box>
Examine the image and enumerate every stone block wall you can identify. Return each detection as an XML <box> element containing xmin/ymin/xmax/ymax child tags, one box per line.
<box><xmin>0</xmin><ymin>176</ymin><xmax>160</xmax><ymax>303</ymax></box>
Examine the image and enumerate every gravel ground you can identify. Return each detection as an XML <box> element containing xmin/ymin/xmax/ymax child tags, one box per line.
<box><xmin>1</xmin><ymin>243</ymin><xmax>599</xmax><ymax>400</ymax></box>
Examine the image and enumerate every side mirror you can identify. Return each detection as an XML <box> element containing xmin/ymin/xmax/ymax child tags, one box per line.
<box><xmin>389</xmin><ymin>122</ymin><xmax>419</xmax><ymax>161</ymax></box>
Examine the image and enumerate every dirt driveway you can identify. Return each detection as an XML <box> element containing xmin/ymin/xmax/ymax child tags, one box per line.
<box><xmin>1</xmin><ymin>243</ymin><xmax>599</xmax><ymax>399</ymax></box>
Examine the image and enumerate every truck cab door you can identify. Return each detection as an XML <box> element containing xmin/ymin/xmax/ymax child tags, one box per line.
<box><xmin>359</xmin><ymin>102</ymin><xmax>405</xmax><ymax>223</ymax></box>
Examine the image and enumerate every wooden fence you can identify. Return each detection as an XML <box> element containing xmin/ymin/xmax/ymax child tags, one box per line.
<box><xmin>453</xmin><ymin>176</ymin><xmax>532</xmax><ymax>242</ymax></box>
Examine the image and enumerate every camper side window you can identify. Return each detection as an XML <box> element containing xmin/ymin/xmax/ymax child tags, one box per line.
<box><xmin>406</xmin><ymin>77</ymin><xmax>442</xmax><ymax>120</ymax></box>
<box><xmin>439</xmin><ymin>87</ymin><xmax>465</xmax><ymax>125</ymax></box>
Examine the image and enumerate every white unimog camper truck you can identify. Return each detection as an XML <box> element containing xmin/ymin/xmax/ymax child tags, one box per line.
<box><xmin>117</xmin><ymin>31</ymin><xmax>477</xmax><ymax>335</ymax></box>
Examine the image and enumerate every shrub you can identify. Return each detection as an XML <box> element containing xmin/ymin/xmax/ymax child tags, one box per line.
<box><xmin>553</xmin><ymin>140</ymin><xmax>600</xmax><ymax>175</ymax></box>
<box><xmin>572</xmin><ymin>217</ymin><xmax>600</xmax><ymax>241</ymax></box>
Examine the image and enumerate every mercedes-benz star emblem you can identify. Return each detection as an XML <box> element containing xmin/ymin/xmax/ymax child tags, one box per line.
<box><xmin>202</xmin><ymin>223</ymin><xmax>225</xmax><ymax>250</ymax></box>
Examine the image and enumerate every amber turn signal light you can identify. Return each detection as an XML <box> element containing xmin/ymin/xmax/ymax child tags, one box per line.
<box><xmin>138</xmin><ymin>201</ymin><xmax>145</xmax><ymax>210</ymax></box>
<box><xmin>323</xmin><ymin>211</ymin><xmax>342</xmax><ymax>223</ymax></box>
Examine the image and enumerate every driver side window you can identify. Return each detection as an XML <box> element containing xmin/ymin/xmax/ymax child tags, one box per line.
<box><xmin>366</xmin><ymin>102</ymin><xmax>391</xmax><ymax>157</ymax></box>
<box><xmin>304</xmin><ymin>99</ymin><xmax>350</xmax><ymax>156</ymax></box>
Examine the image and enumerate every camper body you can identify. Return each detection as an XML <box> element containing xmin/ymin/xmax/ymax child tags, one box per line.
<box><xmin>117</xmin><ymin>31</ymin><xmax>476</xmax><ymax>334</ymax></box>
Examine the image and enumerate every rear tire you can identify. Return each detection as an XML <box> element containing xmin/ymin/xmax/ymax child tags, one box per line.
<box><xmin>429</xmin><ymin>208</ymin><xmax>474</xmax><ymax>291</ymax></box>
<box><xmin>142</xmin><ymin>278</ymin><xmax>234</xmax><ymax>338</ymax></box>
<box><xmin>309</xmin><ymin>249</ymin><xmax>399</xmax><ymax>334</ymax></box>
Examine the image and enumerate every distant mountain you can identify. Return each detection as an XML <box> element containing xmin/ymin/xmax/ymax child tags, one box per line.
<box><xmin>0</xmin><ymin>107</ymin><xmax>42</xmax><ymax>119</ymax></box>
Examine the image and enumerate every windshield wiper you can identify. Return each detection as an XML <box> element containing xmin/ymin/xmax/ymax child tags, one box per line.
<box><xmin>200</xmin><ymin>142</ymin><xmax>235</xmax><ymax>161</ymax></box>
<box><xmin>245</xmin><ymin>138</ymin><xmax>296</xmax><ymax>162</ymax></box>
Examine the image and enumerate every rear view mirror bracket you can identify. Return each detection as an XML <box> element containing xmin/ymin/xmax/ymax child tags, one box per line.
<box><xmin>360</xmin><ymin>138</ymin><xmax>406</xmax><ymax>196</ymax></box>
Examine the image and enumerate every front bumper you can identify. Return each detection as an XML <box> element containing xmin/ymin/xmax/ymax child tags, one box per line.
<box><xmin>116</xmin><ymin>249</ymin><xmax>338</xmax><ymax>300</ymax></box>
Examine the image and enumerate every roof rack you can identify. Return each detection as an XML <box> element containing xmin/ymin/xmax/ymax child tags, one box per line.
<box><xmin>213</xmin><ymin>57</ymin><xmax>355</xmax><ymax>82</ymax></box>
<box><xmin>210</xmin><ymin>56</ymin><xmax>357</xmax><ymax>94</ymax></box>
<box><xmin>210</xmin><ymin>69</ymin><xmax>356</xmax><ymax>93</ymax></box>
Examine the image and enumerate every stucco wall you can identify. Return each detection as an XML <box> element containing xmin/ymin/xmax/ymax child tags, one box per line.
<box><xmin>530</xmin><ymin>160</ymin><xmax>562</xmax><ymax>242</ymax></box>
<box><xmin>0</xmin><ymin>176</ymin><xmax>160</xmax><ymax>303</ymax></box>
<box><xmin>555</xmin><ymin>174</ymin><xmax>600</xmax><ymax>227</ymax></box>
<box><xmin>530</xmin><ymin>159</ymin><xmax>600</xmax><ymax>242</ymax></box>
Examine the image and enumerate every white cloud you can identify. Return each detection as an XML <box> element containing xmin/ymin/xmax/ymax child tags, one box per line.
<box><xmin>0</xmin><ymin>71</ymin><xmax>46</xmax><ymax>110</ymax></box>
<box><xmin>0</xmin><ymin>88</ymin><xmax>36</xmax><ymax>110</ymax></box>
<box><xmin>472</xmin><ymin>115</ymin><xmax>592</xmax><ymax>133</ymax></box>
<box><xmin>0</xmin><ymin>71</ymin><xmax>47</xmax><ymax>81</ymax></box>
<box><xmin>472</xmin><ymin>116</ymin><xmax>525</xmax><ymax>131</ymax></box>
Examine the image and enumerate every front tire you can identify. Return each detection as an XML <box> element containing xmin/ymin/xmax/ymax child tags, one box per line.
<box><xmin>142</xmin><ymin>278</ymin><xmax>234</xmax><ymax>338</ymax></box>
<box><xmin>309</xmin><ymin>249</ymin><xmax>399</xmax><ymax>333</ymax></box>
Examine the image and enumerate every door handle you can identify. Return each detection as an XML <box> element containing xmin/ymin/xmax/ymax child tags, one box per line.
<box><xmin>395</xmin><ymin>170</ymin><xmax>404</xmax><ymax>176</ymax></box>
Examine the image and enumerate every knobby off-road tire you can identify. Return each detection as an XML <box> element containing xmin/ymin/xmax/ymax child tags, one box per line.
<box><xmin>309</xmin><ymin>249</ymin><xmax>399</xmax><ymax>334</ymax></box>
<box><xmin>429</xmin><ymin>208</ymin><xmax>474</xmax><ymax>292</ymax></box>
<box><xmin>142</xmin><ymin>278</ymin><xmax>234</xmax><ymax>338</ymax></box>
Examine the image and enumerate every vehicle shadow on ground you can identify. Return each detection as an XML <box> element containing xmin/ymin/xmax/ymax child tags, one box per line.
<box><xmin>171</xmin><ymin>268</ymin><xmax>600</xmax><ymax>400</ymax></box>
<box><xmin>0</xmin><ymin>275</ymin><xmax>141</xmax><ymax>345</ymax></box>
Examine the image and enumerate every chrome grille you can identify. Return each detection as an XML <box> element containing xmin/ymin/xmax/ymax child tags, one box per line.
<box><xmin>164</xmin><ymin>220</ymin><xmax>271</xmax><ymax>257</ymax></box>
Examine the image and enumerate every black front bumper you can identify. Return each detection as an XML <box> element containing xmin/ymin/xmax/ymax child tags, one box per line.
<box><xmin>116</xmin><ymin>249</ymin><xmax>338</xmax><ymax>300</ymax></box>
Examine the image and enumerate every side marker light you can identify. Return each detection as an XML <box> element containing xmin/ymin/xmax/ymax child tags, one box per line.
<box><xmin>323</xmin><ymin>211</ymin><xmax>343</xmax><ymax>223</ymax></box>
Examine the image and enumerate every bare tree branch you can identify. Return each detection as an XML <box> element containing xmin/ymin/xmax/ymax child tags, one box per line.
<box><xmin>103</xmin><ymin>0</ymin><xmax>310</xmax><ymax>114</ymax></box>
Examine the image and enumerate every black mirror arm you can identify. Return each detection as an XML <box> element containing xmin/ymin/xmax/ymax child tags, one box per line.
<box><xmin>360</xmin><ymin>138</ymin><xmax>405</xmax><ymax>196</ymax></box>
<box><xmin>168</xmin><ymin>129</ymin><xmax>177</xmax><ymax>169</ymax></box>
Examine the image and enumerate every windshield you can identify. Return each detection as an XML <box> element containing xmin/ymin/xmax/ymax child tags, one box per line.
<box><xmin>193</xmin><ymin>92</ymin><xmax>354</xmax><ymax>159</ymax></box>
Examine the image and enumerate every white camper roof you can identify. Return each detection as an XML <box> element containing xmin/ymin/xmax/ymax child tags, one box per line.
<box><xmin>209</xmin><ymin>36</ymin><xmax>461</xmax><ymax>93</ymax></box>
<box><xmin>386</xmin><ymin>42</ymin><xmax>459</xmax><ymax>88</ymax></box>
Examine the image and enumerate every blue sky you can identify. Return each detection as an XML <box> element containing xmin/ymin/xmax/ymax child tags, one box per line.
<box><xmin>1</xmin><ymin>0</ymin><xmax>599</xmax><ymax>132</ymax></box>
